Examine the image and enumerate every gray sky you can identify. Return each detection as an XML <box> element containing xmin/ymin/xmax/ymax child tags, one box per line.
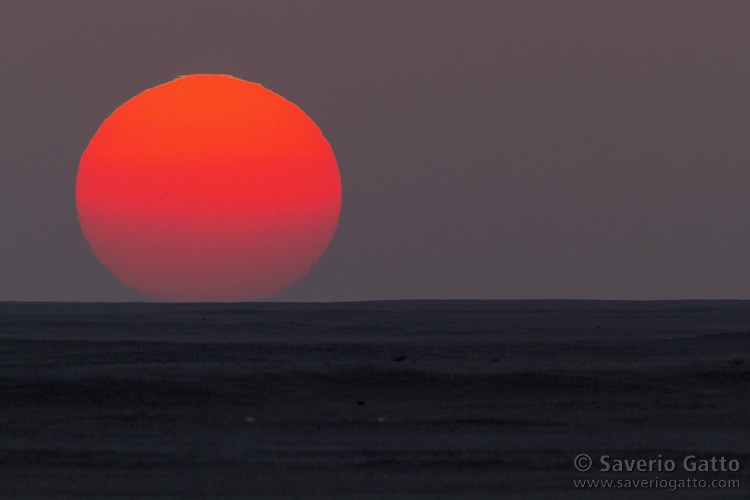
<box><xmin>2</xmin><ymin>0</ymin><xmax>750</xmax><ymax>301</ymax></box>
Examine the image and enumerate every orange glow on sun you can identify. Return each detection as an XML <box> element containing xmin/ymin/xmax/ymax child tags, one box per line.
<box><xmin>76</xmin><ymin>74</ymin><xmax>341</xmax><ymax>301</ymax></box>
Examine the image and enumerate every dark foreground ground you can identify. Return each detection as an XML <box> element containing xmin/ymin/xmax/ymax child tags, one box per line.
<box><xmin>0</xmin><ymin>300</ymin><xmax>748</xmax><ymax>499</ymax></box>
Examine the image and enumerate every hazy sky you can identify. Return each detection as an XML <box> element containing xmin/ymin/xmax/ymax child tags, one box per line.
<box><xmin>3</xmin><ymin>1</ymin><xmax>750</xmax><ymax>301</ymax></box>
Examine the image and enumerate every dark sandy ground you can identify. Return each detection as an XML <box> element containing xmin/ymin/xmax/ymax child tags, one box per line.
<box><xmin>0</xmin><ymin>300</ymin><xmax>748</xmax><ymax>499</ymax></box>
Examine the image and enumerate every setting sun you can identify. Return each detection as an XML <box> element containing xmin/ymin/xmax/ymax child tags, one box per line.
<box><xmin>76</xmin><ymin>74</ymin><xmax>341</xmax><ymax>301</ymax></box>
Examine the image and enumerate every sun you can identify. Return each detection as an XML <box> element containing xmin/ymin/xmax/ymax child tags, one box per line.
<box><xmin>76</xmin><ymin>74</ymin><xmax>341</xmax><ymax>302</ymax></box>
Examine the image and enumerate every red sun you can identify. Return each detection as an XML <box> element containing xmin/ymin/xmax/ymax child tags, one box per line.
<box><xmin>76</xmin><ymin>74</ymin><xmax>341</xmax><ymax>302</ymax></box>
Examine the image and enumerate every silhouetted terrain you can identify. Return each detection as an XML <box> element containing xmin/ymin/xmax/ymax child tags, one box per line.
<box><xmin>0</xmin><ymin>301</ymin><xmax>748</xmax><ymax>499</ymax></box>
